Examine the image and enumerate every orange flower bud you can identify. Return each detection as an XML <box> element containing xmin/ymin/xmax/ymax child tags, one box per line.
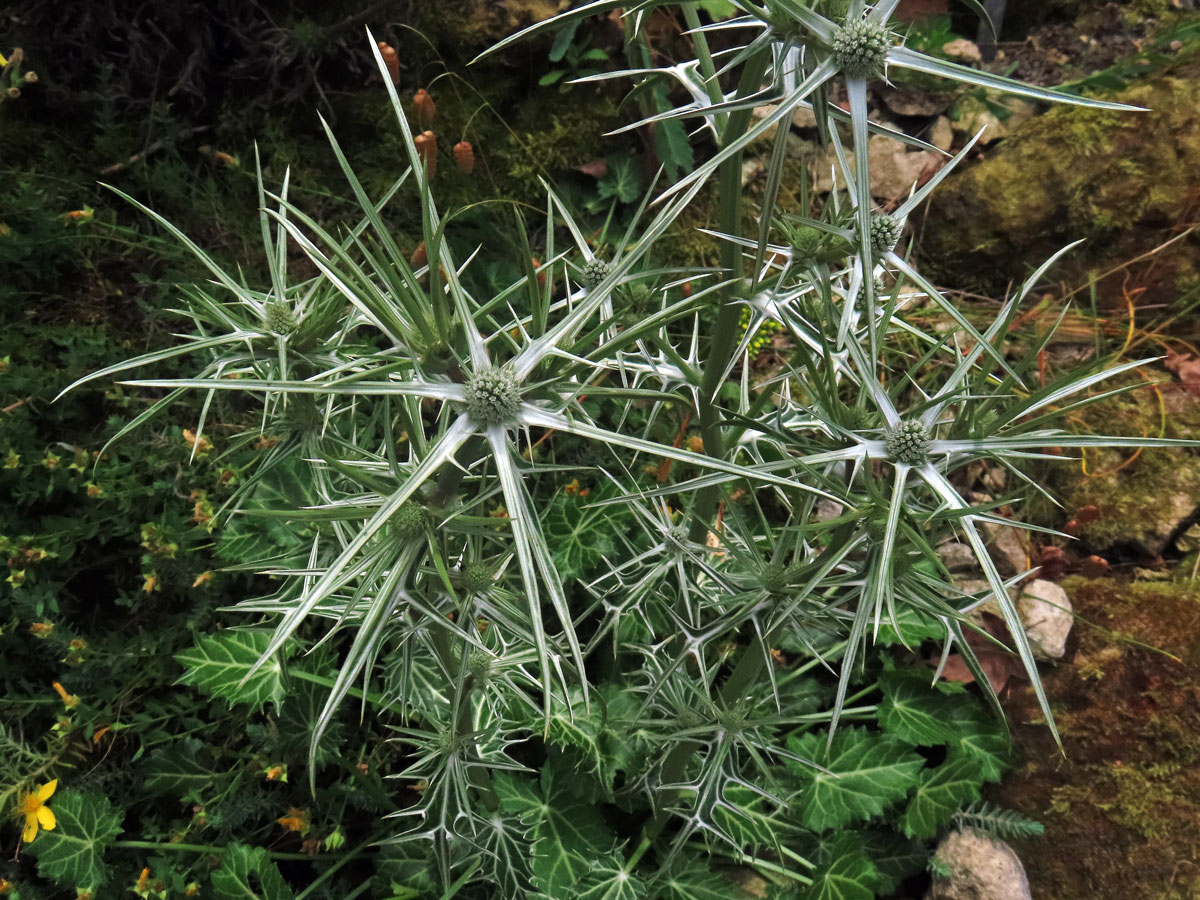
<box><xmin>410</xmin><ymin>241</ymin><xmax>427</xmax><ymax>269</ymax></box>
<box><xmin>453</xmin><ymin>140</ymin><xmax>475</xmax><ymax>174</ymax></box>
<box><xmin>413</xmin><ymin>88</ymin><xmax>436</xmax><ymax>127</ymax></box>
<box><xmin>414</xmin><ymin>130</ymin><xmax>437</xmax><ymax>177</ymax></box>
<box><xmin>376</xmin><ymin>42</ymin><xmax>399</xmax><ymax>86</ymax></box>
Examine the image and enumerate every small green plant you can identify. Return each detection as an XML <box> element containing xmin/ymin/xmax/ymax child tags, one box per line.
<box><xmin>538</xmin><ymin>19</ymin><xmax>611</xmax><ymax>92</ymax></box>
<box><xmin>952</xmin><ymin>801</ymin><xmax>1046</xmax><ymax>840</ymax></box>
<box><xmin>37</xmin><ymin>1</ymin><xmax>1190</xmax><ymax>897</ymax></box>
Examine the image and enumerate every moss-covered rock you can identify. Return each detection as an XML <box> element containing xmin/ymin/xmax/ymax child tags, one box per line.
<box><xmin>1048</xmin><ymin>381</ymin><xmax>1200</xmax><ymax>559</ymax></box>
<box><xmin>918</xmin><ymin>57</ymin><xmax>1200</xmax><ymax>304</ymax></box>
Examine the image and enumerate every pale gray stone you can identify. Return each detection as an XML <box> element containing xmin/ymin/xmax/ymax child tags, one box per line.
<box><xmin>1017</xmin><ymin>579</ymin><xmax>1073</xmax><ymax>659</ymax></box>
<box><xmin>926</xmin><ymin>827</ymin><xmax>1032</xmax><ymax>900</ymax></box>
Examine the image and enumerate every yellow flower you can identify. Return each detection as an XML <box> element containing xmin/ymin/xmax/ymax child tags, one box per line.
<box><xmin>17</xmin><ymin>779</ymin><xmax>57</xmax><ymax>843</ymax></box>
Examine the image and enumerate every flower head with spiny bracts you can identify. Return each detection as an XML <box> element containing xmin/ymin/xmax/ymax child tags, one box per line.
<box><xmin>868</xmin><ymin>214</ymin><xmax>903</xmax><ymax>256</ymax></box>
<box><xmin>832</xmin><ymin>19</ymin><xmax>891</xmax><ymax>79</ymax></box>
<box><xmin>886</xmin><ymin>419</ymin><xmax>932</xmax><ymax>466</ymax></box>
<box><xmin>463</xmin><ymin>367</ymin><xmax>522</xmax><ymax>426</ymax></box>
<box><xmin>581</xmin><ymin>256</ymin><xmax>610</xmax><ymax>290</ymax></box>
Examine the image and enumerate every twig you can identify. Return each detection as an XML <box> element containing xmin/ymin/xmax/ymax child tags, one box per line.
<box><xmin>98</xmin><ymin>125</ymin><xmax>210</xmax><ymax>176</ymax></box>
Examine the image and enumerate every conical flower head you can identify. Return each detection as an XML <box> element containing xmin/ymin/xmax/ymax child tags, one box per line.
<box><xmin>464</xmin><ymin>366</ymin><xmax>521</xmax><ymax>426</ymax></box>
<box><xmin>868</xmin><ymin>214</ymin><xmax>903</xmax><ymax>255</ymax></box>
<box><xmin>582</xmin><ymin>257</ymin><xmax>610</xmax><ymax>290</ymax></box>
<box><xmin>832</xmin><ymin>20</ymin><xmax>891</xmax><ymax>79</ymax></box>
<box><xmin>886</xmin><ymin>419</ymin><xmax>932</xmax><ymax>465</ymax></box>
<box><xmin>265</xmin><ymin>301</ymin><xmax>298</xmax><ymax>336</ymax></box>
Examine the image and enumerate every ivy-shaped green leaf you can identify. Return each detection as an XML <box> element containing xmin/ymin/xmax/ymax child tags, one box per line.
<box><xmin>372</xmin><ymin>842</ymin><xmax>439</xmax><ymax>899</ymax></box>
<box><xmin>948</xmin><ymin>705</ymin><xmax>1011</xmax><ymax>783</ymax></box>
<box><xmin>479</xmin><ymin>810</ymin><xmax>534</xmax><ymax>899</ymax></box>
<box><xmin>787</xmin><ymin>727</ymin><xmax>924</xmax><ymax>831</ymax></box>
<box><xmin>211</xmin><ymin>844</ymin><xmax>294</xmax><ymax>900</ymax></box>
<box><xmin>800</xmin><ymin>832</ymin><xmax>878</xmax><ymax>900</ymax></box>
<box><xmin>545</xmin><ymin>684</ymin><xmax>640</xmax><ymax>794</ymax></box>
<box><xmin>659</xmin><ymin>858</ymin><xmax>730</xmax><ymax>900</ymax></box>
<box><xmin>28</xmin><ymin>790</ymin><xmax>122</xmax><ymax>890</ymax></box>
<box><xmin>652</xmin><ymin>112</ymin><xmax>694</xmax><ymax>182</ymax></box>
<box><xmin>876</xmin><ymin>606</ymin><xmax>947</xmax><ymax>647</ymax></box>
<box><xmin>900</xmin><ymin>758</ymin><xmax>984</xmax><ymax>839</ymax></box>
<box><xmin>142</xmin><ymin>743</ymin><xmax>221</xmax><ymax>797</ymax></box>
<box><xmin>216</xmin><ymin>459</ymin><xmax>319</xmax><ymax>566</ymax></box>
<box><xmin>877</xmin><ymin>668</ymin><xmax>958</xmax><ymax>745</ymax></box>
<box><xmin>576</xmin><ymin>851</ymin><xmax>647</xmax><ymax>900</ymax></box>
<box><xmin>496</xmin><ymin>761</ymin><xmax>615</xmax><ymax>896</ymax></box>
<box><xmin>175</xmin><ymin>630</ymin><xmax>288</xmax><ymax>711</ymax></box>
<box><xmin>597</xmin><ymin>155</ymin><xmax>643</xmax><ymax>205</ymax></box>
<box><xmin>542</xmin><ymin>484</ymin><xmax>621</xmax><ymax>581</ymax></box>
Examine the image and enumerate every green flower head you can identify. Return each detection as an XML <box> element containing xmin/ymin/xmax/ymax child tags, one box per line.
<box><xmin>868</xmin><ymin>214</ymin><xmax>903</xmax><ymax>256</ymax></box>
<box><xmin>832</xmin><ymin>20</ymin><xmax>891</xmax><ymax>79</ymax></box>
<box><xmin>886</xmin><ymin>419</ymin><xmax>932</xmax><ymax>465</ymax></box>
<box><xmin>582</xmin><ymin>257</ymin><xmax>610</xmax><ymax>290</ymax></box>
<box><xmin>464</xmin><ymin>366</ymin><xmax>521</xmax><ymax>426</ymax></box>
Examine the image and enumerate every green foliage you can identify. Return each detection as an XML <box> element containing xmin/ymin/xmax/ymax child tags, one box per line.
<box><xmin>801</xmin><ymin>833</ymin><xmax>878</xmax><ymax>900</ymax></box>
<box><xmin>211</xmin><ymin>845</ymin><xmax>296</xmax><ymax>900</ymax></box>
<box><xmin>787</xmin><ymin>729</ymin><xmax>924</xmax><ymax>831</ymax></box>
<box><xmin>175</xmin><ymin>631</ymin><xmax>290</xmax><ymax>711</ymax></box>
<box><xmin>900</xmin><ymin>758</ymin><xmax>985</xmax><ymax>840</ymax></box>
<box><xmin>27</xmin><ymin>791</ymin><xmax>123</xmax><ymax>890</ymax></box>
<box><xmin>952</xmin><ymin>801</ymin><xmax>1045</xmax><ymax>840</ymax></box>
<box><xmin>3</xmin><ymin>2</ymin><xmax>1177</xmax><ymax>899</ymax></box>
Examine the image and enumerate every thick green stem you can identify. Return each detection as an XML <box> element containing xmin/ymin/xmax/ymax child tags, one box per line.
<box><xmin>687</xmin><ymin>51</ymin><xmax>770</xmax><ymax>544</ymax></box>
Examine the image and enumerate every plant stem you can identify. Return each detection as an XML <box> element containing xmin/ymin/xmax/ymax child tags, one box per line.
<box><xmin>110</xmin><ymin>840</ymin><xmax>344</xmax><ymax>861</ymax></box>
<box><xmin>293</xmin><ymin>837</ymin><xmax>375</xmax><ymax>900</ymax></box>
<box><xmin>687</xmin><ymin>50</ymin><xmax>770</xmax><ymax>544</ymax></box>
<box><xmin>291</xmin><ymin>670</ymin><xmax>387</xmax><ymax>709</ymax></box>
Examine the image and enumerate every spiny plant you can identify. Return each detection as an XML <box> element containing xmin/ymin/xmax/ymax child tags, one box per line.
<box><xmin>60</xmin><ymin>1</ymin><xmax>1191</xmax><ymax>896</ymax></box>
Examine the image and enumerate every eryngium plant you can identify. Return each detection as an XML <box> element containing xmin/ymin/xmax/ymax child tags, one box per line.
<box><xmin>67</xmin><ymin>0</ymin><xmax>1189</xmax><ymax>894</ymax></box>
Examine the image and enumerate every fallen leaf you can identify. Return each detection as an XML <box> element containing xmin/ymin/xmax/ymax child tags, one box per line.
<box><xmin>1165</xmin><ymin>350</ymin><xmax>1200</xmax><ymax>396</ymax></box>
<box><xmin>938</xmin><ymin>612</ymin><xmax>1026</xmax><ymax>694</ymax></box>
<box><xmin>576</xmin><ymin>158</ymin><xmax>607</xmax><ymax>178</ymax></box>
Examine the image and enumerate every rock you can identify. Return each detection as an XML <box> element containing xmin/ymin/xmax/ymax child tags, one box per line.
<box><xmin>984</xmin><ymin>523</ymin><xmax>1030</xmax><ymax>577</ymax></box>
<box><xmin>919</xmin><ymin>62</ymin><xmax>1200</xmax><ymax>302</ymax></box>
<box><xmin>938</xmin><ymin>541</ymin><xmax>978</xmax><ymax>573</ymax></box>
<box><xmin>809</xmin><ymin>133</ymin><xmax>942</xmax><ymax>200</ymax></box>
<box><xmin>929</xmin><ymin>115</ymin><xmax>954</xmax><ymax>151</ymax></box>
<box><xmin>815</xmin><ymin>499</ymin><xmax>845</xmax><ymax>522</ymax></box>
<box><xmin>1017</xmin><ymin>579</ymin><xmax>1073</xmax><ymax>658</ymax></box>
<box><xmin>950</xmin><ymin>94</ymin><xmax>1036</xmax><ymax>142</ymax></box>
<box><xmin>883</xmin><ymin>87</ymin><xmax>952</xmax><ymax>117</ymax></box>
<box><xmin>941</xmin><ymin>38</ymin><xmax>983</xmax><ymax>64</ymax></box>
<box><xmin>750</xmin><ymin>102</ymin><xmax>818</xmax><ymax>138</ymax></box>
<box><xmin>926</xmin><ymin>827</ymin><xmax>1032</xmax><ymax>900</ymax></box>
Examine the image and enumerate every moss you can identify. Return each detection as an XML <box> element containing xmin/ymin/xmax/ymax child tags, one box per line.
<box><xmin>991</xmin><ymin>577</ymin><xmax>1200</xmax><ymax>900</ymax></box>
<box><xmin>1043</xmin><ymin>377</ymin><xmax>1200</xmax><ymax>556</ymax></box>
<box><xmin>920</xmin><ymin>60</ymin><xmax>1200</xmax><ymax>303</ymax></box>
